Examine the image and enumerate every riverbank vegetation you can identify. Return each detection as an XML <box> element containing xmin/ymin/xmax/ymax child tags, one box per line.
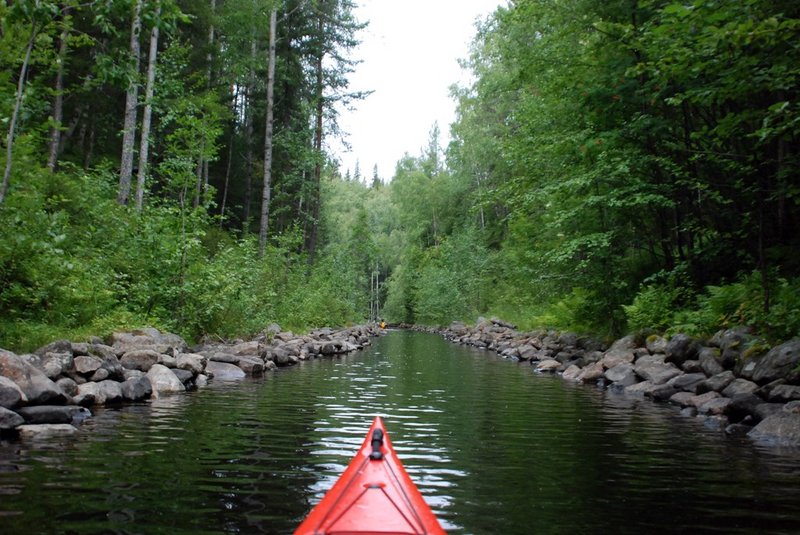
<box><xmin>1</xmin><ymin>0</ymin><xmax>798</xmax><ymax>352</ymax></box>
<box><xmin>374</xmin><ymin>0</ymin><xmax>800</xmax><ymax>343</ymax></box>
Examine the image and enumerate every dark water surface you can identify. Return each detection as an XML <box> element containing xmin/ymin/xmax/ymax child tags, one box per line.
<box><xmin>1</xmin><ymin>330</ymin><xmax>799</xmax><ymax>534</ymax></box>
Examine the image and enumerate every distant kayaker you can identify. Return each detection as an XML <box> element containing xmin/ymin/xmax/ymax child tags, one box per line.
<box><xmin>379</xmin><ymin>319</ymin><xmax>386</xmax><ymax>329</ymax></box>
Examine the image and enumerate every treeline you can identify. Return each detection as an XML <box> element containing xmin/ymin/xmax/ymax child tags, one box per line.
<box><xmin>0</xmin><ymin>0</ymin><xmax>370</xmax><ymax>350</ymax></box>
<box><xmin>364</xmin><ymin>0</ymin><xmax>800</xmax><ymax>342</ymax></box>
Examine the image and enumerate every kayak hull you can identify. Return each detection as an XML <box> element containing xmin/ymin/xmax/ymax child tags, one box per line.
<box><xmin>295</xmin><ymin>416</ymin><xmax>446</xmax><ymax>535</ymax></box>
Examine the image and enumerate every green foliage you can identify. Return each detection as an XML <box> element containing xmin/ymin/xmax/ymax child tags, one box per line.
<box><xmin>670</xmin><ymin>272</ymin><xmax>800</xmax><ymax>342</ymax></box>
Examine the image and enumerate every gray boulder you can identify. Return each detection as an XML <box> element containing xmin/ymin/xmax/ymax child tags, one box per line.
<box><xmin>209</xmin><ymin>352</ymin><xmax>239</xmax><ymax>364</ymax></box>
<box><xmin>665</xmin><ymin>334</ymin><xmax>700</xmax><ymax>366</ymax></box>
<box><xmin>34</xmin><ymin>352</ymin><xmax>73</xmax><ymax>379</ymax></box>
<box><xmin>634</xmin><ymin>356</ymin><xmax>681</xmax><ymax>385</ymax></box>
<box><xmin>729</xmin><ymin>393</ymin><xmax>766</xmax><ymax>421</ymax></box>
<box><xmin>699</xmin><ymin>370</ymin><xmax>736</xmax><ymax>393</ymax></box>
<box><xmin>689</xmin><ymin>391</ymin><xmax>722</xmax><ymax>409</ymax></box>
<box><xmin>74</xmin><ymin>355</ymin><xmax>103</xmax><ymax>375</ymax></box>
<box><xmin>0</xmin><ymin>352</ymin><xmax>68</xmax><ymax>405</ymax></box>
<box><xmin>109</xmin><ymin>328</ymin><xmax>188</xmax><ymax>354</ymax></box>
<box><xmin>120</xmin><ymin>376</ymin><xmax>152</xmax><ymax>401</ymax></box>
<box><xmin>751</xmin><ymin>339</ymin><xmax>800</xmax><ymax>384</ymax></box>
<box><xmin>748</xmin><ymin>411</ymin><xmax>800</xmax><ymax>446</ymax></box>
<box><xmin>766</xmin><ymin>385</ymin><xmax>800</xmax><ymax>403</ymax></box>
<box><xmin>147</xmin><ymin>364</ymin><xmax>185</xmax><ymax>396</ymax></box>
<box><xmin>236</xmin><ymin>357</ymin><xmax>265</xmax><ymax>375</ymax></box>
<box><xmin>534</xmin><ymin>359</ymin><xmax>562</xmax><ymax>373</ymax></box>
<box><xmin>668</xmin><ymin>373</ymin><xmax>707</xmax><ymax>393</ymax></box>
<box><xmin>698</xmin><ymin>347</ymin><xmax>725</xmax><ymax>377</ymax></box>
<box><xmin>205</xmin><ymin>361</ymin><xmax>246</xmax><ymax>380</ymax></box>
<box><xmin>576</xmin><ymin>362</ymin><xmax>604</xmax><ymax>383</ymax></box>
<box><xmin>624</xmin><ymin>381</ymin><xmax>659</xmax><ymax>397</ymax></box>
<box><xmin>171</xmin><ymin>368</ymin><xmax>195</xmax><ymax>386</ymax></box>
<box><xmin>721</xmin><ymin>378</ymin><xmax>760</xmax><ymax>398</ymax></box>
<box><xmin>698</xmin><ymin>397</ymin><xmax>733</xmax><ymax>416</ymax></box>
<box><xmin>177</xmin><ymin>353</ymin><xmax>207</xmax><ymax>375</ymax></box>
<box><xmin>604</xmin><ymin>363</ymin><xmax>638</xmax><ymax>387</ymax></box>
<box><xmin>77</xmin><ymin>382</ymin><xmax>105</xmax><ymax>405</ymax></box>
<box><xmin>669</xmin><ymin>392</ymin><xmax>696</xmax><ymax>407</ymax></box>
<box><xmin>55</xmin><ymin>377</ymin><xmax>79</xmax><ymax>397</ymax></box>
<box><xmin>229</xmin><ymin>341</ymin><xmax>262</xmax><ymax>356</ymax></box>
<box><xmin>646</xmin><ymin>335</ymin><xmax>668</xmax><ymax>354</ymax></box>
<box><xmin>0</xmin><ymin>406</ymin><xmax>24</xmax><ymax>430</ymax></box>
<box><xmin>0</xmin><ymin>376</ymin><xmax>27</xmax><ymax>409</ymax></box>
<box><xmin>120</xmin><ymin>349</ymin><xmax>161</xmax><ymax>372</ymax></box>
<box><xmin>561</xmin><ymin>365</ymin><xmax>582</xmax><ymax>381</ymax></box>
<box><xmin>89</xmin><ymin>368</ymin><xmax>109</xmax><ymax>382</ymax></box>
<box><xmin>34</xmin><ymin>339</ymin><xmax>72</xmax><ymax>357</ymax></box>
<box><xmin>600</xmin><ymin>349</ymin><xmax>635</xmax><ymax>369</ymax></box>
<box><xmin>97</xmin><ymin>380</ymin><xmax>123</xmax><ymax>404</ymax></box>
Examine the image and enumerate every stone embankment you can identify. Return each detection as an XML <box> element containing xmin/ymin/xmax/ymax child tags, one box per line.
<box><xmin>428</xmin><ymin>318</ymin><xmax>800</xmax><ymax>447</ymax></box>
<box><xmin>0</xmin><ymin>324</ymin><xmax>381</xmax><ymax>438</ymax></box>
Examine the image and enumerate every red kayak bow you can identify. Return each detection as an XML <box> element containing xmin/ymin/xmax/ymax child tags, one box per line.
<box><xmin>295</xmin><ymin>416</ymin><xmax>446</xmax><ymax>535</ymax></box>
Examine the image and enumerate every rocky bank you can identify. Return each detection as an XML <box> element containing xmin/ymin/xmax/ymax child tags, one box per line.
<box><xmin>427</xmin><ymin>318</ymin><xmax>800</xmax><ymax>447</ymax></box>
<box><xmin>0</xmin><ymin>324</ymin><xmax>381</xmax><ymax>438</ymax></box>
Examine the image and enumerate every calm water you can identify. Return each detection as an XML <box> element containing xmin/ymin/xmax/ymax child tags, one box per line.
<box><xmin>1</xmin><ymin>330</ymin><xmax>799</xmax><ymax>534</ymax></box>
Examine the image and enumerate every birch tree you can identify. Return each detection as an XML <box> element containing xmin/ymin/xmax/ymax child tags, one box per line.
<box><xmin>134</xmin><ymin>0</ymin><xmax>161</xmax><ymax>211</ymax></box>
<box><xmin>258</xmin><ymin>8</ymin><xmax>277</xmax><ymax>257</ymax></box>
<box><xmin>117</xmin><ymin>0</ymin><xmax>143</xmax><ymax>205</ymax></box>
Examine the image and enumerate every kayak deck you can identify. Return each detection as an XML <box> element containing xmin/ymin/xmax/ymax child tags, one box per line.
<box><xmin>295</xmin><ymin>416</ymin><xmax>445</xmax><ymax>535</ymax></box>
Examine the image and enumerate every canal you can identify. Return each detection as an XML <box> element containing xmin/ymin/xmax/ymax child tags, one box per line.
<box><xmin>1</xmin><ymin>330</ymin><xmax>799</xmax><ymax>534</ymax></box>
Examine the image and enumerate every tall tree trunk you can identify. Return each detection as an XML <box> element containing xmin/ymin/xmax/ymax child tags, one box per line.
<box><xmin>307</xmin><ymin>5</ymin><xmax>325</xmax><ymax>264</ymax></box>
<box><xmin>118</xmin><ymin>0</ymin><xmax>143</xmax><ymax>205</ymax></box>
<box><xmin>135</xmin><ymin>2</ymin><xmax>160</xmax><ymax>212</ymax></box>
<box><xmin>242</xmin><ymin>34</ymin><xmax>257</xmax><ymax>230</ymax></box>
<box><xmin>194</xmin><ymin>0</ymin><xmax>216</xmax><ymax>208</ymax></box>
<box><xmin>259</xmin><ymin>9</ymin><xmax>277</xmax><ymax>258</ymax></box>
<box><xmin>0</xmin><ymin>23</ymin><xmax>37</xmax><ymax>206</ymax></box>
<box><xmin>219</xmin><ymin>127</ymin><xmax>235</xmax><ymax>227</ymax></box>
<box><xmin>47</xmin><ymin>19</ymin><xmax>70</xmax><ymax>173</ymax></box>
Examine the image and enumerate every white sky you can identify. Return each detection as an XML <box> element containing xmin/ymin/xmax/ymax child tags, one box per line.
<box><xmin>332</xmin><ymin>0</ymin><xmax>505</xmax><ymax>182</ymax></box>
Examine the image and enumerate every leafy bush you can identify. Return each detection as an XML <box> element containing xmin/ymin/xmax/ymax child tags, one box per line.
<box><xmin>668</xmin><ymin>271</ymin><xmax>800</xmax><ymax>342</ymax></box>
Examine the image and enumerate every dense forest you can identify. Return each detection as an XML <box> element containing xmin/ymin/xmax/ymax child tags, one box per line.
<box><xmin>0</xmin><ymin>0</ymin><xmax>798</xmax><ymax>352</ymax></box>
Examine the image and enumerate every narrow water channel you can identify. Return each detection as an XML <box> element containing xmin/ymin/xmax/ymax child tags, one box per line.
<box><xmin>1</xmin><ymin>330</ymin><xmax>799</xmax><ymax>534</ymax></box>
